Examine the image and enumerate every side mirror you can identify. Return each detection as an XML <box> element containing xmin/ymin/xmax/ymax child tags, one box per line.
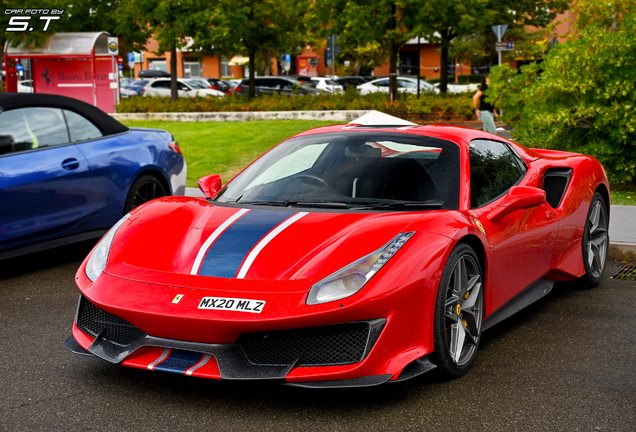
<box><xmin>487</xmin><ymin>186</ymin><xmax>546</xmax><ymax>223</ymax></box>
<box><xmin>197</xmin><ymin>174</ymin><xmax>222</xmax><ymax>198</ymax></box>
<box><xmin>0</xmin><ymin>134</ymin><xmax>14</xmax><ymax>155</ymax></box>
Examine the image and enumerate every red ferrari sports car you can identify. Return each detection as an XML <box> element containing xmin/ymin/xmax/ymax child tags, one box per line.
<box><xmin>66</xmin><ymin>111</ymin><xmax>610</xmax><ymax>387</ymax></box>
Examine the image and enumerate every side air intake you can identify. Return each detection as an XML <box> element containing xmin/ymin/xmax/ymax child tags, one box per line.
<box><xmin>542</xmin><ymin>168</ymin><xmax>572</xmax><ymax>208</ymax></box>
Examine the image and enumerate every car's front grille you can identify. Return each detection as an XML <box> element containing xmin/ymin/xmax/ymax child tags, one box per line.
<box><xmin>76</xmin><ymin>296</ymin><xmax>146</xmax><ymax>347</ymax></box>
<box><xmin>236</xmin><ymin>322</ymin><xmax>371</xmax><ymax>367</ymax></box>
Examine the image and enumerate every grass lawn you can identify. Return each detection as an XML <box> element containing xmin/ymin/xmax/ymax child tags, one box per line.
<box><xmin>123</xmin><ymin>120</ymin><xmax>341</xmax><ymax>187</ymax></box>
<box><xmin>610</xmin><ymin>189</ymin><xmax>636</xmax><ymax>206</ymax></box>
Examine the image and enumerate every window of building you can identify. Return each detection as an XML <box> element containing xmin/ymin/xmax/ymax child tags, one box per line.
<box><xmin>183</xmin><ymin>58</ymin><xmax>201</xmax><ymax>78</ymax></box>
<box><xmin>148</xmin><ymin>59</ymin><xmax>167</xmax><ymax>72</ymax></box>
<box><xmin>221</xmin><ymin>57</ymin><xmax>231</xmax><ymax>78</ymax></box>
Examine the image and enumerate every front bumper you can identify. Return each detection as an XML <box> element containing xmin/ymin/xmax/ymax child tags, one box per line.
<box><xmin>66</xmin><ymin>294</ymin><xmax>403</xmax><ymax>387</ymax></box>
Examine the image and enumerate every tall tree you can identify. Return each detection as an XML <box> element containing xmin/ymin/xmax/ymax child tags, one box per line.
<box><xmin>308</xmin><ymin>0</ymin><xmax>423</xmax><ymax>101</ymax></box>
<box><xmin>416</xmin><ymin>0</ymin><xmax>568</xmax><ymax>92</ymax></box>
<box><xmin>194</xmin><ymin>0</ymin><xmax>311</xmax><ymax>99</ymax></box>
<box><xmin>117</xmin><ymin>0</ymin><xmax>203</xmax><ymax>101</ymax></box>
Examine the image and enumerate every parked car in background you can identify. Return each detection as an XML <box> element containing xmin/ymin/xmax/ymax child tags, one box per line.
<box><xmin>335</xmin><ymin>76</ymin><xmax>371</xmax><ymax>90</ymax></box>
<box><xmin>358</xmin><ymin>77</ymin><xmax>439</xmax><ymax>95</ymax></box>
<box><xmin>125</xmin><ymin>80</ymin><xmax>150</xmax><ymax>96</ymax></box>
<box><xmin>310</xmin><ymin>77</ymin><xmax>343</xmax><ymax>93</ymax></box>
<box><xmin>435</xmin><ymin>83</ymin><xmax>480</xmax><ymax>93</ymax></box>
<box><xmin>138</xmin><ymin>70</ymin><xmax>171</xmax><ymax>79</ymax></box>
<box><xmin>235</xmin><ymin>77</ymin><xmax>321</xmax><ymax>96</ymax></box>
<box><xmin>189</xmin><ymin>78</ymin><xmax>233</xmax><ymax>95</ymax></box>
<box><xmin>17</xmin><ymin>80</ymin><xmax>33</xmax><ymax>93</ymax></box>
<box><xmin>120</xmin><ymin>87</ymin><xmax>139</xmax><ymax>98</ymax></box>
<box><xmin>0</xmin><ymin>93</ymin><xmax>186</xmax><ymax>260</ymax></box>
<box><xmin>143</xmin><ymin>79</ymin><xmax>225</xmax><ymax>98</ymax></box>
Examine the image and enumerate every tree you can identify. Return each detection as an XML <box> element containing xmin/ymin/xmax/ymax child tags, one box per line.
<box><xmin>416</xmin><ymin>0</ymin><xmax>567</xmax><ymax>92</ymax></box>
<box><xmin>194</xmin><ymin>0</ymin><xmax>311</xmax><ymax>99</ymax></box>
<box><xmin>117</xmin><ymin>0</ymin><xmax>204</xmax><ymax>101</ymax></box>
<box><xmin>488</xmin><ymin>0</ymin><xmax>636</xmax><ymax>184</ymax></box>
<box><xmin>308</xmin><ymin>0</ymin><xmax>424</xmax><ymax>102</ymax></box>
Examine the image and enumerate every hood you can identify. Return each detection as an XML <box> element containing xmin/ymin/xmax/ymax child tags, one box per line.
<box><xmin>106</xmin><ymin>197</ymin><xmax>437</xmax><ymax>285</ymax></box>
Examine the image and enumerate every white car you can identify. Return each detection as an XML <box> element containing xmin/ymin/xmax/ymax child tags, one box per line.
<box><xmin>310</xmin><ymin>77</ymin><xmax>343</xmax><ymax>93</ymax></box>
<box><xmin>143</xmin><ymin>79</ymin><xmax>225</xmax><ymax>98</ymax></box>
<box><xmin>357</xmin><ymin>77</ymin><xmax>439</xmax><ymax>95</ymax></box>
<box><xmin>436</xmin><ymin>83</ymin><xmax>480</xmax><ymax>93</ymax></box>
<box><xmin>17</xmin><ymin>80</ymin><xmax>33</xmax><ymax>93</ymax></box>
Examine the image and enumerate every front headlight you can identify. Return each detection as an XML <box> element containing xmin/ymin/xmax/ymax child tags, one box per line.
<box><xmin>85</xmin><ymin>214</ymin><xmax>131</xmax><ymax>282</ymax></box>
<box><xmin>306</xmin><ymin>232</ymin><xmax>415</xmax><ymax>305</ymax></box>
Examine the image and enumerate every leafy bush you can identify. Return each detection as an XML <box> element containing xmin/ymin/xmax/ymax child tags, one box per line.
<box><xmin>118</xmin><ymin>90</ymin><xmax>476</xmax><ymax>120</ymax></box>
<box><xmin>488</xmin><ymin>0</ymin><xmax>636</xmax><ymax>184</ymax></box>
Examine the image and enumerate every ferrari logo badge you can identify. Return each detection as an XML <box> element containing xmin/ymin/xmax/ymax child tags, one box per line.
<box><xmin>474</xmin><ymin>218</ymin><xmax>486</xmax><ymax>235</ymax></box>
<box><xmin>172</xmin><ymin>294</ymin><xmax>184</xmax><ymax>304</ymax></box>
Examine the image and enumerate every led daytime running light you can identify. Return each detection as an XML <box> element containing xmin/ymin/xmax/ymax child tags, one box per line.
<box><xmin>307</xmin><ymin>232</ymin><xmax>415</xmax><ymax>305</ymax></box>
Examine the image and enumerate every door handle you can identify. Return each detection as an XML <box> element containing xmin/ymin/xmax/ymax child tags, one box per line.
<box><xmin>62</xmin><ymin>158</ymin><xmax>80</xmax><ymax>170</ymax></box>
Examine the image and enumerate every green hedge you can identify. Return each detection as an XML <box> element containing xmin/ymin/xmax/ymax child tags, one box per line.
<box><xmin>118</xmin><ymin>91</ymin><xmax>475</xmax><ymax>120</ymax></box>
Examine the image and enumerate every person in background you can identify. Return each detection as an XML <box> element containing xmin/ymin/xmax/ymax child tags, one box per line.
<box><xmin>473</xmin><ymin>74</ymin><xmax>497</xmax><ymax>134</ymax></box>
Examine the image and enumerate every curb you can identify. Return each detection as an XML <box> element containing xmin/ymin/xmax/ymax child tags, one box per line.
<box><xmin>111</xmin><ymin>110</ymin><xmax>372</xmax><ymax>123</ymax></box>
<box><xmin>608</xmin><ymin>242</ymin><xmax>636</xmax><ymax>262</ymax></box>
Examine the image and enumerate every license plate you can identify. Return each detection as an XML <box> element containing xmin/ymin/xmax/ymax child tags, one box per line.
<box><xmin>198</xmin><ymin>297</ymin><xmax>265</xmax><ymax>313</ymax></box>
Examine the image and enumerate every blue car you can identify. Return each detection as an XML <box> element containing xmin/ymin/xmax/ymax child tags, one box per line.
<box><xmin>0</xmin><ymin>93</ymin><xmax>187</xmax><ymax>259</ymax></box>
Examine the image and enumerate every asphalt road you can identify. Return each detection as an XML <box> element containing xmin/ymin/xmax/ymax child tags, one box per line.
<box><xmin>1</xmin><ymin>242</ymin><xmax>635</xmax><ymax>432</ymax></box>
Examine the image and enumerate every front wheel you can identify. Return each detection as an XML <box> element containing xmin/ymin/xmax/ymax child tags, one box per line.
<box><xmin>124</xmin><ymin>175</ymin><xmax>167</xmax><ymax>214</ymax></box>
<box><xmin>580</xmin><ymin>192</ymin><xmax>609</xmax><ymax>287</ymax></box>
<box><xmin>431</xmin><ymin>243</ymin><xmax>484</xmax><ymax>378</ymax></box>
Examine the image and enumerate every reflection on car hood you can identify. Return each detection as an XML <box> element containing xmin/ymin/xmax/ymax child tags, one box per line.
<box><xmin>106</xmin><ymin>197</ymin><xmax>441</xmax><ymax>286</ymax></box>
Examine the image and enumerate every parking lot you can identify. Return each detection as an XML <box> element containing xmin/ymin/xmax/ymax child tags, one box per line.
<box><xmin>1</xmin><ymin>242</ymin><xmax>635</xmax><ymax>431</ymax></box>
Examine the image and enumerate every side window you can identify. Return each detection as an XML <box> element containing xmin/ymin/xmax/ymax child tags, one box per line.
<box><xmin>375</xmin><ymin>79</ymin><xmax>390</xmax><ymax>87</ymax></box>
<box><xmin>64</xmin><ymin>110</ymin><xmax>102</xmax><ymax>142</ymax></box>
<box><xmin>0</xmin><ymin>107</ymin><xmax>69</xmax><ymax>154</ymax></box>
<box><xmin>152</xmin><ymin>81</ymin><xmax>170</xmax><ymax>89</ymax></box>
<box><xmin>469</xmin><ymin>139</ymin><xmax>525</xmax><ymax>208</ymax></box>
<box><xmin>177</xmin><ymin>82</ymin><xmax>189</xmax><ymax>91</ymax></box>
<box><xmin>397</xmin><ymin>79</ymin><xmax>417</xmax><ymax>89</ymax></box>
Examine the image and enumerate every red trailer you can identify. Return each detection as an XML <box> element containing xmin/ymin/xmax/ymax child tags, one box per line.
<box><xmin>4</xmin><ymin>32</ymin><xmax>120</xmax><ymax>113</ymax></box>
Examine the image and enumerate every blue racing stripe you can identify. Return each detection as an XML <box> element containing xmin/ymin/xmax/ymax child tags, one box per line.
<box><xmin>199</xmin><ymin>210</ymin><xmax>294</xmax><ymax>278</ymax></box>
<box><xmin>154</xmin><ymin>350</ymin><xmax>204</xmax><ymax>375</ymax></box>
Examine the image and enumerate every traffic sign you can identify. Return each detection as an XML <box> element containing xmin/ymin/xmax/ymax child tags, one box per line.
<box><xmin>492</xmin><ymin>25</ymin><xmax>508</xmax><ymax>40</ymax></box>
<box><xmin>284</xmin><ymin>54</ymin><xmax>290</xmax><ymax>63</ymax></box>
<box><xmin>127</xmin><ymin>52</ymin><xmax>135</xmax><ymax>63</ymax></box>
<box><xmin>495</xmin><ymin>41</ymin><xmax>514</xmax><ymax>51</ymax></box>
<box><xmin>16</xmin><ymin>63</ymin><xmax>23</xmax><ymax>72</ymax></box>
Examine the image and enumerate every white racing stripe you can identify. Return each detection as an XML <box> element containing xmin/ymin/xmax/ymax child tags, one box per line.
<box><xmin>190</xmin><ymin>208</ymin><xmax>251</xmax><ymax>275</ymax></box>
<box><xmin>236</xmin><ymin>212</ymin><xmax>308</xmax><ymax>279</ymax></box>
<box><xmin>185</xmin><ymin>354</ymin><xmax>212</xmax><ymax>376</ymax></box>
<box><xmin>147</xmin><ymin>348</ymin><xmax>171</xmax><ymax>370</ymax></box>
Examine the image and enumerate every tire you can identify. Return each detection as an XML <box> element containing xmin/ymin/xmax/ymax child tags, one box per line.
<box><xmin>431</xmin><ymin>243</ymin><xmax>484</xmax><ymax>378</ymax></box>
<box><xmin>124</xmin><ymin>175</ymin><xmax>167</xmax><ymax>214</ymax></box>
<box><xmin>579</xmin><ymin>192</ymin><xmax>609</xmax><ymax>287</ymax></box>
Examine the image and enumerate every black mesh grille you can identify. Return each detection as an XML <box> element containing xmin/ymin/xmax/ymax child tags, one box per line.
<box><xmin>76</xmin><ymin>296</ymin><xmax>146</xmax><ymax>347</ymax></box>
<box><xmin>543</xmin><ymin>170</ymin><xmax>571</xmax><ymax>208</ymax></box>
<box><xmin>237</xmin><ymin>322</ymin><xmax>370</xmax><ymax>367</ymax></box>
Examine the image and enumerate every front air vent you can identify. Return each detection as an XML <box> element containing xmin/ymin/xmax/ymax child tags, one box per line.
<box><xmin>543</xmin><ymin>168</ymin><xmax>572</xmax><ymax>208</ymax></box>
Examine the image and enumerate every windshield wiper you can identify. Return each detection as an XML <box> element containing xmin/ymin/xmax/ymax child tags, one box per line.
<box><xmin>236</xmin><ymin>200</ymin><xmax>348</xmax><ymax>209</ymax></box>
<box><xmin>352</xmin><ymin>201</ymin><xmax>443</xmax><ymax>210</ymax></box>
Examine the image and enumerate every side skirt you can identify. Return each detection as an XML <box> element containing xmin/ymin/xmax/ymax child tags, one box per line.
<box><xmin>0</xmin><ymin>230</ymin><xmax>106</xmax><ymax>261</ymax></box>
<box><xmin>482</xmin><ymin>279</ymin><xmax>554</xmax><ymax>332</ymax></box>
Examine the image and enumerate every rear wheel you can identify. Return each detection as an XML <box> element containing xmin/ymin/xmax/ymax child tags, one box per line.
<box><xmin>431</xmin><ymin>243</ymin><xmax>484</xmax><ymax>377</ymax></box>
<box><xmin>580</xmin><ymin>192</ymin><xmax>609</xmax><ymax>287</ymax></box>
<box><xmin>124</xmin><ymin>175</ymin><xmax>167</xmax><ymax>214</ymax></box>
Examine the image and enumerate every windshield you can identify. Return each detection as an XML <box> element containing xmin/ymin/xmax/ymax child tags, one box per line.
<box><xmin>214</xmin><ymin>132</ymin><xmax>460</xmax><ymax>210</ymax></box>
<box><xmin>186</xmin><ymin>80</ymin><xmax>207</xmax><ymax>89</ymax></box>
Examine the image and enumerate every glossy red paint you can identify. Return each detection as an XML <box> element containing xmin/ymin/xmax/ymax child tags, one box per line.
<box><xmin>68</xmin><ymin>124</ymin><xmax>609</xmax><ymax>385</ymax></box>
